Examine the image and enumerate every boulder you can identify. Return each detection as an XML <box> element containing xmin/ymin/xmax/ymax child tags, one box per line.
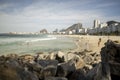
<box><xmin>19</xmin><ymin>54</ymin><xmax>34</xmax><ymax>63</ymax></box>
<box><xmin>45</xmin><ymin>77</ymin><xmax>67</xmax><ymax>80</ymax></box>
<box><xmin>38</xmin><ymin>60</ymin><xmax>58</xmax><ymax>67</ymax></box>
<box><xmin>25</xmin><ymin>62</ymin><xmax>43</xmax><ymax>79</ymax></box>
<box><xmin>0</xmin><ymin>63</ymin><xmax>21</xmax><ymax>80</ymax></box>
<box><xmin>68</xmin><ymin>69</ymin><xmax>86</xmax><ymax>80</ymax></box>
<box><xmin>57</xmin><ymin>51</ymin><xmax>65</xmax><ymax>58</ymax></box>
<box><xmin>75</xmin><ymin>57</ymin><xmax>85</xmax><ymax>70</ymax></box>
<box><xmin>37</xmin><ymin>60</ymin><xmax>58</xmax><ymax>79</ymax></box>
<box><xmin>6</xmin><ymin>54</ymin><xmax>18</xmax><ymax>59</ymax></box>
<box><xmin>83</xmin><ymin>54</ymin><xmax>94</xmax><ymax>65</ymax></box>
<box><xmin>56</xmin><ymin>51</ymin><xmax>65</xmax><ymax>63</ymax></box>
<box><xmin>56</xmin><ymin>60</ymin><xmax>76</xmax><ymax>77</ymax></box>
<box><xmin>101</xmin><ymin>40</ymin><xmax>120</xmax><ymax>63</ymax></box>
<box><xmin>66</xmin><ymin>52</ymin><xmax>80</xmax><ymax>61</ymax></box>
<box><xmin>0</xmin><ymin>60</ymin><xmax>39</xmax><ymax>80</ymax></box>
<box><xmin>47</xmin><ymin>52</ymin><xmax>56</xmax><ymax>60</ymax></box>
<box><xmin>100</xmin><ymin>40</ymin><xmax>120</xmax><ymax>79</ymax></box>
<box><xmin>43</xmin><ymin>65</ymin><xmax>57</xmax><ymax>78</ymax></box>
<box><xmin>86</xmin><ymin>62</ymin><xmax>111</xmax><ymax>80</ymax></box>
<box><xmin>35</xmin><ymin>52</ymin><xmax>49</xmax><ymax>61</ymax></box>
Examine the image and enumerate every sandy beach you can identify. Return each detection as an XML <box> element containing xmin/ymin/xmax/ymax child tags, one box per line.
<box><xmin>55</xmin><ymin>35</ymin><xmax>120</xmax><ymax>54</ymax></box>
<box><xmin>77</xmin><ymin>35</ymin><xmax>120</xmax><ymax>53</ymax></box>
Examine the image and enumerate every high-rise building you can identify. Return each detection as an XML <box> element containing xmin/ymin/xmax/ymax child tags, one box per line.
<box><xmin>93</xmin><ymin>20</ymin><xmax>100</xmax><ymax>28</ymax></box>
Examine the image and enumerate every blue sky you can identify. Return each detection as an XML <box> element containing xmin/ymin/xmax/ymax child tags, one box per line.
<box><xmin>0</xmin><ymin>0</ymin><xmax>120</xmax><ymax>33</ymax></box>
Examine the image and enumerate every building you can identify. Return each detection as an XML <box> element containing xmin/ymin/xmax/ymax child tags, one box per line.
<box><xmin>78</xmin><ymin>28</ymin><xmax>87</xmax><ymax>34</ymax></box>
<box><xmin>93</xmin><ymin>20</ymin><xmax>100</xmax><ymax>28</ymax></box>
<box><xmin>99</xmin><ymin>23</ymin><xmax>108</xmax><ymax>28</ymax></box>
<box><xmin>53</xmin><ymin>29</ymin><xmax>58</xmax><ymax>34</ymax></box>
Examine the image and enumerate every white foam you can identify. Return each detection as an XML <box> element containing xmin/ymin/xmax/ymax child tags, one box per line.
<box><xmin>25</xmin><ymin>37</ymin><xmax>57</xmax><ymax>43</ymax></box>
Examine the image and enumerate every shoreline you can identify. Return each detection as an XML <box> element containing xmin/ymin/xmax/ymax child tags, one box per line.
<box><xmin>0</xmin><ymin>35</ymin><xmax>120</xmax><ymax>56</ymax></box>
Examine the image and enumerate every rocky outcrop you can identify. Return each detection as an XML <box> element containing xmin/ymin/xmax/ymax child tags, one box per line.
<box><xmin>101</xmin><ymin>40</ymin><xmax>120</xmax><ymax>79</ymax></box>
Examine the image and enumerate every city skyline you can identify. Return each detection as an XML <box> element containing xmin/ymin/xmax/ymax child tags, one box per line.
<box><xmin>0</xmin><ymin>0</ymin><xmax>120</xmax><ymax>33</ymax></box>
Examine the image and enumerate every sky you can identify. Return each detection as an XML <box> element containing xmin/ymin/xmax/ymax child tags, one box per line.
<box><xmin>0</xmin><ymin>0</ymin><xmax>120</xmax><ymax>33</ymax></box>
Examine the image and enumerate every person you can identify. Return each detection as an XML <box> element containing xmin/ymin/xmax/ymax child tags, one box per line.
<box><xmin>98</xmin><ymin>38</ymin><xmax>101</xmax><ymax>47</ymax></box>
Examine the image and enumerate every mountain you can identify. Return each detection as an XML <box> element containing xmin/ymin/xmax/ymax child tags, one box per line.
<box><xmin>66</xmin><ymin>23</ymin><xmax>82</xmax><ymax>31</ymax></box>
<box><xmin>40</xmin><ymin>29</ymin><xmax>48</xmax><ymax>34</ymax></box>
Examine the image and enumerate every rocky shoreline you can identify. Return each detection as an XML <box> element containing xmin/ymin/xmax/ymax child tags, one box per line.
<box><xmin>0</xmin><ymin>40</ymin><xmax>120</xmax><ymax>80</ymax></box>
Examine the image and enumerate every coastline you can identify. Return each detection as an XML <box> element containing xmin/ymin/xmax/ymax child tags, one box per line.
<box><xmin>0</xmin><ymin>34</ymin><xmax>120</xmax><ymax>56</ymax></box>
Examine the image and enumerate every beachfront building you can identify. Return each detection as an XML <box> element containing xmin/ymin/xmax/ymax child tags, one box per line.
<box><xmin>87</xmin><ymin>28</ymin><xmax>96</xmax><ymax>35</ymax></box>
<box><xmin>93</xmin><ymin>19</ymin><xmax>100</xmax><ymax>28</ymax></box>
<box><xmin>68</xmin><ymin>31</ymin><xmax>73</xmax><ymax>35</ymax></box>
<box><xmin>88</xmin><ymin>20</ymin><xmax>120</xmax><ymax>35</ymax></box>
<box><xmin>59</xmin><ymin>29</ymin><xmax>66</xmax><ymax>34</ymax></box>
<box><xmin>78</xmin><ymin>28</ymin><xmax>88</xmax><ymax>34</ymax></box>
<box><xmin>99</xmin><ymin>23</ymin><xmax>108</xmax><ymax>28</ymax></box>
<box><xmin>53</xmin><ymin>29</ymin><xmax>58</xmax><ymax>34</ymax></box>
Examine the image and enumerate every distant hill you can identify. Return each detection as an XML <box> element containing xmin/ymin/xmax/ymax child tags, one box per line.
<box><xmin>107</xmin><ymin>21</ymin><xmax>120</xmax><ymax>26</ymax></box>
<box><xmin>66</xmin><ymin>23</ymin><xmax>82</xmax><ymax>31</ymax></box>
<box><xmin>40</xmin><ymin>29</ymin><xmax>48</xmax><ymax>34</ymax></box>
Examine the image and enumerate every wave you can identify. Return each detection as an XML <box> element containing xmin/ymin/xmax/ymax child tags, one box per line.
<box><xmin>25</xmin><ymin>37</ymin><xmax>57</xmax><ymax>43</ymax></box>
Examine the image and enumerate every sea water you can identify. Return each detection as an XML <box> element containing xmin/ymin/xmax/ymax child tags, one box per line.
<box><xmin>0</xmin><ymin>34</ymin><xmax>77</xmax><ymax>55</ymax></box>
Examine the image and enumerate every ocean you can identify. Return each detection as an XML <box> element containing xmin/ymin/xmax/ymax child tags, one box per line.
<box><xmin>0</xmin><ymin>34</ymin><xmax>77</xmax><ymax>55</ymax></box>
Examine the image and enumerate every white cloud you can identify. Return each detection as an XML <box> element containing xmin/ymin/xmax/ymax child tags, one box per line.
<box><xmin>0</xmin><ymin>0</ymin><xmax>120</xmax><ymax>33</ymax></box>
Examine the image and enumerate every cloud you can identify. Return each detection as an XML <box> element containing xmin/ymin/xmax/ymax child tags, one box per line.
<box><xmin>0</xmin><ymin>0</ymin><xmax>120</xmax><ymax>33</ymax></box>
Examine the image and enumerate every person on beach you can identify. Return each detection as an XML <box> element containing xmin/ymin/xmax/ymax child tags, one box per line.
<box><xmin>98</xmin><ymin>38</ymin><xmax>101</xmax><ymax>47</ymax></box>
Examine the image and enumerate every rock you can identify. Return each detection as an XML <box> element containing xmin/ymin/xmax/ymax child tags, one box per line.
<box><xmin>83</xmin><ymin>54</ymin><xmax>94</xmax><ymax>65</ymax></box>
<box><xmin>66</xmin><ymin>52</ymin><xmax>85</xmax><ymax>66</ymax></box>
<box><xmin>38</xmin><ymin>60</ymin><xmax>58</xmax><ymax>67</ymax></box>
<box><xmin>56</xmin><ymin>51</ymin><xmax>65</xmax><ymax>63</ymax></box>
<box><xmin>84</xmin><ymin>64</ymin><xmax>93</xmax><ymax>70</ymax></box>
<box><xmin>75</xmin><ymin>57</ymin><xmax>85</xmax><ymax>70</ymax></box>
<box><xmin>101</xmin><ymin>40</ymin><xmax>120</xmax><ymax>63</ymax></box>
<box><xmin>68</xmin><ymin>69</ymin><xmax>86</xmax><ymax>80</ymax></box>
<box><xmin>100</xmin><ymin>40</ymin><xmax>120</xmax><ymax>79</ymax></box>
<box><xmin>43</xmin><ymin>65</ymin><xmax>57</xmax><ymax>78</ymax></box>
<box><xmin>45</xmin><ymin>77</ymin><xmax>67</xmax><ymax>80</ymax></box>
<box><xmin>47</xmin><ymin>52</ymin><xmax>56</xmax><ymax>60</ymax></box>
<box><xmin>86</xmin><ymin>62</ymin><xmax>111</xmax><ymax>80</ymax></box>
<box><xmin>0</xmin><ymin>63</ymin><xmax>21</xmax><ymax>80</ymax></box>
<box><xmin>35</xmin><ymin>52</ymin><xmax>49</xmax><ymax>61</ymax></box>
<box><xmin>56</xmin><ymin>60</ymin><xmax>76</xmax><ymax>77</ymax></box>
<box><xmin>109</xmin><ymin>62</ymin><xmax>120</xmax><ymax>76</ymax></box>
<box><xmin>20</xmin><ymin>54</ymin><xmax>34</xmax><ymax>63</ymax></box>
<box><xmin>37</xmin><ymin>60</ymin><xmax>58</xmax><ymax>79</ymax></box>
<box><xmin>66</xmin><ymin>52</ymin><xmax>80</xmax><ymax>61</ymax></box>
<box><xmin>57</xmin><ymin>51</ymin><xmax>65</xmax><ymax>58</ymax></box>
<box><xmin>25</xmin><ymin>62</ymin><xmax>43</xmax><ymax>79</ymax></box>
<box><xmin>6</xmin><ymin>54</ymin><xmax>18</xmax><ymax>59</ymax></box>
<box><xmin>0</xmin><ymin>60</ymin><xmax>39</xmax><ymax>80</ymax></box>
<box><xmin>93</xmin><ymin>53</ymin><xmax>101</xmax><ymax>64</ymax></box>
